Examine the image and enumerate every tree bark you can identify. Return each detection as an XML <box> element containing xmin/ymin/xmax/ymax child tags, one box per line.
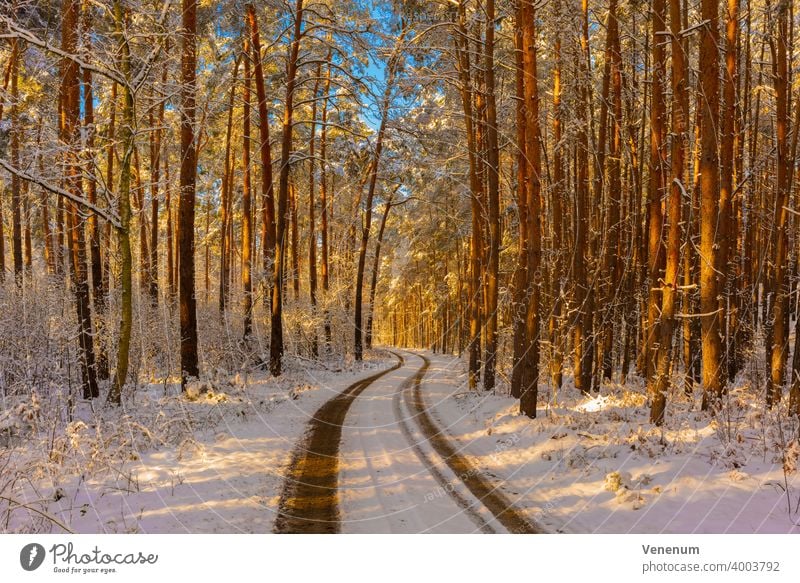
<box><xmin>178</xmin><ymin>0</ymin><xmax>200</xmax><ymax>385</ymax></box>
<box><xmin>767</xmin><ymin>0</ymin><xmax>790</xmax><ymax>408</ymax></box>
<box><xmin>353</xmin><ymin>26</ymin><xmax>404</xmax><ymax>362</ymax></box>
<box><xmin>650</xmin><ymin>0</ymin><xmax>688</xmax><ymax>424</ymax></box>
<box><xmin>699</xmin><ymin>0</ymin><xmax>724</xmax><ymax>409</ymax></box>
<box><xmin>10</xmin><ymin>35</ymin><xmax>22</xmax><ymax>279</ymax></box>
<box><xmin>482</xmin><ymin>0</ymin><xmax>501</xmax><ymax>391</ymax></box>
<box><xmin>109</xmin><ymin>0</ymin><xmax>134</xmax><ymax>406</ymax></box>
<box><xmin>242</xmin><ymin>36</ymin><xmax>254</xmax><ymax>341</ymax></box>
<box><xmin>319</xmin><ymin>53</ymin><xmax>332</xmax><ymax>348</ymax></box>
<box><xmin>62</xmin><ymin>0</ymin><xmax>99</xmax><ymax>400</ymax></box>
<box><xmin>270</xmin><ymin>0</ymin><xmax>304</xmax><ymax>375</ymax></box>
<box><xmin>366</xmin><ymin>190</ymin><xmax>396</xmax><ymax>350</ymax></box>
<box><xmin>308</xmin><ymin>62</ymin><xmax>321</xmax><ymax>356</ymax></box>
<box><xmin>219</xmin><ymin>56</ymin><xmax>240</xmax><ymax>315</ymax></box>
<box><xmin>519</xmin><ymin>0</ymin><xmax>542</xmax><ymax>417</ymax></box>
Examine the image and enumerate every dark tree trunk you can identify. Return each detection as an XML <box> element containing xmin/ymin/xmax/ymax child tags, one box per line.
<box><xmin>178</xmin><ymin>0</ymin><xmax>200</xmax><ymax>385</ymax></box>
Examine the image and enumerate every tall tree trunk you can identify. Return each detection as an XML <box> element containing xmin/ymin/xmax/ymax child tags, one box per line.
<box><xmin>645</xmin><ymin>0</ymin><xmax>668</xmax><ymax>383</ymax></box>
<box><xmin>510</xmin><ymin>1</ymin><xmax>528</xmax><ymax>399</ymax></box>
<box><xmin>242</xmin><ymin>36</ymin><xmax>253</xmax><ymax>341</ymax></box>
<box><xmin>219</xmin><ymin>56</ymin><xmax>240</xmax><ymax>315</ymax></box>
<box><xmin>109</xmin><ymin>0</ymin><xmax>134</xmax><ymax>406</ymax></box>
<box><xmin>353</xmin><ymin>27</ymin><xmax>404</xmax><ymax>362</ymax></box>
<box><xmin>320</xmin><ymin>54</ymin><xmax>332</xmax><ymax>348</ymax></box>
<box><xmin>548</xmin><ymin>2</ymin><xmax>564</xmax><ymax>391</ymax></box>
<box><xmin>482</xmin><ymin>0</ymin><xmax>501</xmax><ymax>391</ymax></box>
<box><xmin>719</xmin><ymin>0</ymin><xmax>738</xmax><ymax>381</ymax></box>
<box><xmin>290</xmin><ymin>181</ymin><xmax>299</xmax><ymax>300</ymax></box>
<box><xmin>650</xmin><ymin>0</ymin><xmax>688</xmax><ymax>424</ymax></box>
<box><xmin>104</xmin><ymin>81</ymin><xmax>117</xmax><ymax>295</ymax></box>
<box><xmin>366</xmin><ymin>190</ymin><xmax>396</xmax><ymax>350</ymax></box>
<box><xmin>178</xmin><ymin>0</ymin><xmax>200</xmax><ymax>385</ymax></box>
<box><xmin>573</xmin><ymin>0</ymin><xmax>594</xmax><ymax>395</ymax></box>
<box><xmin>767</xmin><ymin>1</ymin><xmax>790</xmax><ymax>408</ymax></box>
<box><xmin>82</xmin><ymin>44</ymin><xmax>109</xmax><ymax>379</ymax></box>
<box><xmin>62</xmin><ymin>0</ymin><xmax>99</xmax><ymax>400</ymax></box>
<box><xmin>165</xmin><ymin>126</ymin><xmax>175</xmax><ymax>300</ymax></box>
<box><xmin>10</xmin><ymin>35</ymin><xmax>22</xmax><ymax>280</ymax></box>
<box><xmin>246</xmin><ymin>4</ymin><xmax>277</xmax><ymax>304</ymax></box>
<box><xmin>600</xmin><ymin>1</ymin><xmax>622</xmax><ymax>383</ymax></box>
<box><xmin>699</xmin><ymin>0</ymin><xmax>724</xmax><ymax>409</ymax></box>
<box><xmin>519</xmin><ymin>0</ymin><xmax>542</xmax><ymax>417</ymax></box>
<box><xmin>82</xmin><ymin>3</ymin><xmax>105</xmax><ymax>320</ymax></box>
<box><xmin>308</xmin><ymin>63</ymin><xmax>321</xmax><ymax>356</ymax></box>
<box><xmin>149</xmin><ymin>61</ymin><xmax>168</xmax><ymax>306</ymax></box>
<box><xmin>453</xmin><ymin>0</ymin><xmax>482</xmax><ymax>389</ymax></box>
<box><xmin>270</xmin><ymin>0</ymin><xmax>304</xmax><ymax>376</ymax></box>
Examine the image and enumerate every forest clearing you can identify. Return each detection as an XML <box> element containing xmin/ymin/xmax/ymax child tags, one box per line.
<box><xmin>1</xmin><ymin>0</ymin><xmax>800</xmax><ymax>534</ymax></box>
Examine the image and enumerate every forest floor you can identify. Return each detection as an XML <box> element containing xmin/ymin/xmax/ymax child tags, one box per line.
<box><xmin>423</xmin><ymin>352</ymin><xmax>800</xmax><ymax>533</ymax></box>
<box><xmin>2</xmin><ymin>348</ymin><xmax>799</xmax><ymax>533</ymax></box>
<box><xmin>0</xmin><ymin>352</ymin><xmax>391</xmax><ymax>533</ymax></box>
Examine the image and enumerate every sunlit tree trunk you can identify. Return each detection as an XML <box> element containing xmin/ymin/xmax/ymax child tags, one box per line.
<box><xmin>719</xmin><ymin>0</ymin><xmax>738</xmax><ymax>381</ymax></box>
<box><xmin>644</xmin><ymin>0</ymin><xmax>667</xmax><ymax>383</ymax></box>
<box><xmin>246</xmin><ymin>4</ymin><xmax>276</xmax><ymax>296</ymax></box>
<box><xmin>319</xmin><ymin>53</ymin><xmax>332</xmax><ymax>348</ymax></box>
<box><xmin>767</xmin><ymin>1</ymin><xmax>790</xmax><ymax>408</ymax></box>
<box><xmin>453</xmin><ymin>0</ymin><xmax>482</xmax><ymax>389</ymax></box>
<box><xmin>290</xmin><ymin>181</ymin><xmax>299</xmax><ymax>301</ymax></box>
<box><xmin>650</xmin><ymin>0</ymin><xmax>688</xmax><ymax>424</ymax></box>
<box><xmin>308</xmin><ymin>63</ymin><xmax>321</xmax><ymax>356</ymax></box>
<box><xmin>219</xmin><ymin>56</ymin><xmax>240</xmax><ymax>315</ymax></box>
<box><xmin>548</xmin><ymin>2</ymin><xmax>564</xmax><ymax>391</ymax></box>
<box><xmin>242</xmin><ymin>36</ymin><xmax>253</xmax><ymax>341</ymax></box>
<box><xmin>482</xmin><ymin>0</ymin><xmax>501</xmax><ymax>391</ymax></box>
<box><xmin>600</xmin><ymin>0</ymin><xmax>622</xmax><ymax>384</ymax></box>
<box><xmin>519</xmin><ymin>0</ymin><xmax>542</xmax><ymax>417</ymax></box>
<box><xmin>699</xmin><ymin>0</ymin><xmax>724</xmax><ymax>409</ymax></box>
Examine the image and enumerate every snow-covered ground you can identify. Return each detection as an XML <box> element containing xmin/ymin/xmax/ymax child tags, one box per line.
<box><xmin>419</xmin><ymin>351</ymin><xmax>800</xmax><ymax>533</ymax></box>
<box><xmin>338</xmin><ymin>351</ymin><xmax>504</xmax><ymax>533</ymax></box>
<box><xmin>4</xmin><ymin>347</ymin><xmax>798</xmax><ymax>534</ymax></box>
<box><xmin>0</xmin><ymin>353</ymin><xmax>392</xmax><ymax>533</ymax></box>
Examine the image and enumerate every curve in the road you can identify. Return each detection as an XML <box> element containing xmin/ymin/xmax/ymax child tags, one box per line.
<box><xmin>390</xmin><ymin>352</ymin><xmax>496</xmax><ymax>533</ymax></box>
<box><xmin>404</xmin><ymin>352</ymin><xmax>545</xmax><ymax>534</ymax></box>
<box><xmin>273</xmin><ymin>356</ymin><xmax>402</xmax><ymax>533</ymax></box>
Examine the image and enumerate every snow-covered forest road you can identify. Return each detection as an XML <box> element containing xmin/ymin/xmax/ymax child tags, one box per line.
<box><xmin>275</xmin><ymin>351</ymin><xmax>541</xmax><ymax>534</ymax></box>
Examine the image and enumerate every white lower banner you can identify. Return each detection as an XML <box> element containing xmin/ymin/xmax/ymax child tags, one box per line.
<box><xmin>0</xmin><ymin>535</ymin><xmax>797</xmax><ymax>582</ymax></box>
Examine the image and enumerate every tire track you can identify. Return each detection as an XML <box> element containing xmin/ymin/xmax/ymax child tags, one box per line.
<box><xmin>403</xmin><ymin>352</ymin><xmax>545</xmax><ymax>534</ymax></box>
<box><xmin>273</xmin><ymin>356</ymin><xmax>402</xmax><ymax>533</ymax></box>
<box><xmin>390</xmin><ymin>352</ymin><xmax>496</xmax><ymax>533</ymax></box>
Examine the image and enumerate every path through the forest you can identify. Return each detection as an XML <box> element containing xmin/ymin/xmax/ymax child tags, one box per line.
<box><xmin>273</xmin><ymin>351</ymin><xmax>543</xmax><ymax>533</ymax></box>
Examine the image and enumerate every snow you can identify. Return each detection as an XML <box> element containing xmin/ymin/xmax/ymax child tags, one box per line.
<box><xmin>338</xmin><ymin>351</ymin><xmax>502</xmax><ymax>533</ymax></box>
<box><xmin>416</xmin><ymin>351</ymin><xmax>800</xmax><ymax>533</ymax></box>
<box><xmin>1</xmin><ymin>355</ymin><xmax>392</xmax><ymax>533</ymax></box>
<box><xmin>4</xmin><ymin>347</ymin><xmax>798</xmax><ymax>534</ymax></box>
